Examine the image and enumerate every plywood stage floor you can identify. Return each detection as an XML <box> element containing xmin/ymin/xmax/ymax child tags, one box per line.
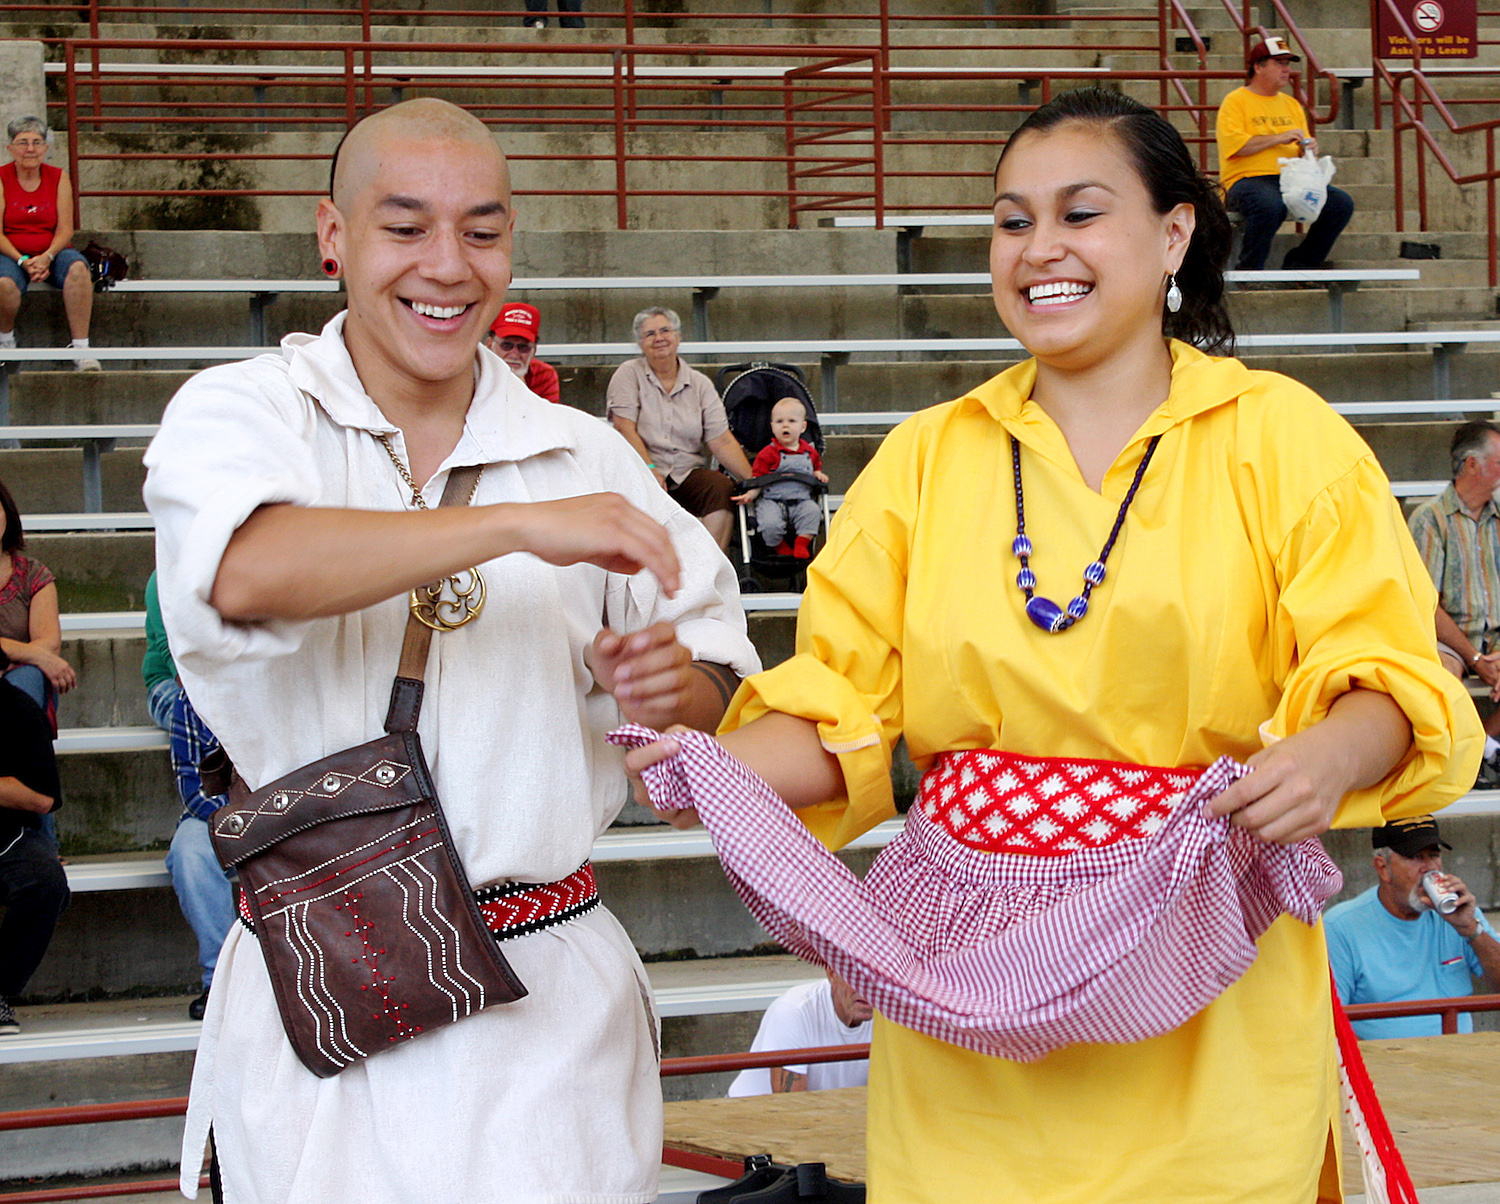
<box><xmin>664</xmin><ymin>1032</ymin><xmax>1500</xmax><ymax>1193</ymax></box>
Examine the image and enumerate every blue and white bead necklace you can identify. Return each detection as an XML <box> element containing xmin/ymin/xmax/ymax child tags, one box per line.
<box><xmin>1009</xmin><ymin>432</ymin><xmax>1162</xmax><ymax>633</ymax></box>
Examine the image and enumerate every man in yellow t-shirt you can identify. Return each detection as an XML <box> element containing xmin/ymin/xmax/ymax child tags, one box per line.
<box><xmin>1215</xmin><ymin>35</ymin><xmax>1354</xmax><ymax>271</ymax></box>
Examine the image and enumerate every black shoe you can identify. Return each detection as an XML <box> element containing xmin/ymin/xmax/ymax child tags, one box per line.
<box><xmin>0</xmin><ymin>998</ymin><xmax>19</xmax><ymax>1035</ymax></box>
<box><xmin>188</xmin><ymin>991</ymin><xmax>209</xmax><ymax>1021</ymax></box>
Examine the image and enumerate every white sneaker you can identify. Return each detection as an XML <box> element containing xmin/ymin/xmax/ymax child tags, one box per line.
<box><xmin>75</xmin><ymin>355</ymin><xmax>102</xmax><ymax>372</ymax></box>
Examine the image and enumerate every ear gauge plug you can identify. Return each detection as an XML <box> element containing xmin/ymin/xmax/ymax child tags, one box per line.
<box><xmin>322</xmin><ymin>258</ymin><xmax>340</xmax><ymax>277</ymax></box>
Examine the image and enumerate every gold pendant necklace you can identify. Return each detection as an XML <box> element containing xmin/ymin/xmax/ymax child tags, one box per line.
<box><xmin>376</xmin><ymin>433</ymin><xmax>487</xmax><ymax>632</ymax></box>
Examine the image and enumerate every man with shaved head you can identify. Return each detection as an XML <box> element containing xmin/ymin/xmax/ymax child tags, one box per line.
<box><xmin>145</xmin><ymin>98</ymin><xmax>758</xmax><ymax>1204</ymax></box>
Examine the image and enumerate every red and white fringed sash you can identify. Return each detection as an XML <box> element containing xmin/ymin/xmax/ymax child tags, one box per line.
<box><xmin>1331</xmin><ymin>972</ymin><xmax>1420</xmax><ymax>1204</ymax></box>
<box><xmin>238</xmin><ymin>862</ymin><xmax>599</xmax><ymax>942</ymax></box>
<box><xmin>609</xmin><ymin>726</ymin><xmax>1342</xmax><ymax>1062</ymax></box>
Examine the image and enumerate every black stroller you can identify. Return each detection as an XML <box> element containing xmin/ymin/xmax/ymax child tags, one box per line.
<box><xmin>717</xmin><ymin>361</ymin><xmax>832</xmax><ymax>592</ymax></box>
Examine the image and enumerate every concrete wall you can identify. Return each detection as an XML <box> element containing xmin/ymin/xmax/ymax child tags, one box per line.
<box><xmin>0</xmin><ymin>39</ymin><xmax>44</xmax><ymax>132</ymax></box>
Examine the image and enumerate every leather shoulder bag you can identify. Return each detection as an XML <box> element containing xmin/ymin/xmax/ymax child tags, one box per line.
<box><xmin>208</xmin><ymin>463</ymin><xmax>527</xmax><ymax>1078</ymax></box>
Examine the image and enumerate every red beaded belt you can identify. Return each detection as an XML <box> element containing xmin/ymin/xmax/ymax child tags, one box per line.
<box><xmin>239</xmin><ymin>862</ymin><xmax>600</xmax><ymax>941</ymax></box>
<box><xmin>918</xmin><ymin>750</ymin><xmax>1205</xmax><ymax>856</ymax></box>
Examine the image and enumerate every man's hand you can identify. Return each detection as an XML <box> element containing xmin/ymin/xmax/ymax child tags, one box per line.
<box><xmin>1206</xmin><ymin>737</ymin><xmax>1340</xmax><ymax>844</ymax></box>
<box><xmin>623</xmin><ymin>727</ymin><xmax>701</xmax><ymax>829</ymax></box>
<box><xmin>1475</xmin><ymin>653</ymin><xmax>1500</xmax><ymax>697</ymax></box>
<box><xmin>591</xmin><ymin>623</ymin><xmax>694</xmax><ymax>729</ymax></box>
<box><xmin>509</xmin><ymin>493</ymin><xmax>681</xmax><ymax>597</ymax></box>
<box><xmin>1428</xmin><ymin>871</ymin><xmax>1483</xmax><ymax>935</ymax></box>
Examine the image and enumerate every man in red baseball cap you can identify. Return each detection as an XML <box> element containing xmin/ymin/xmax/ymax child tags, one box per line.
<box><xmin>1215</xmin><ymin>33</ymin><xmax>1354</xmax><ymax>271</ymax></box>
<box><xmin>485</xmin><ymin>301</ymin><xmax>561</xmax><ymax>403</ymax></box>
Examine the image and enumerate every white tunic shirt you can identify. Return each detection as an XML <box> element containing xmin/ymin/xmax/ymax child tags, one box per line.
<box><xmin>144</xmin><ymin>315</ymin><xmax>760</xmax><ymax>1204</ymax></box>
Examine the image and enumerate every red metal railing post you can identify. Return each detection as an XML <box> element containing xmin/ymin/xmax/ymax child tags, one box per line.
<box><xmin>88</xmin><ymin>0</ymin><xmax>99</xmax><ymax>41</ymax></box>
<box><xmin>1415</xmin><ymin>80</ymin><xmax>1428</xmax><ymax>229</ymax></box>
<box><xmin>345</xmin><ymin>47</ymin><xmax>357</xmax><ymax>130</ymax></box>
<box><xmin>1157</xmin><ymin>0</ymin><xmax>1168</xmax><ymax>110</ymax></box>
<box><xmin>362</xmin><ymin>0</ymin><xmax>371</xmax><ymax>44</ymax></box>
<box><xmin>1489</xmin><ymin>128</ymin><xmax>1497</xmax><ymax>288</ymax></box>
<box><xmin>613</xmin><ymin>50</ymin><xmax>628</xmax><ymax>230</ymax></box>
<box><xmin>783</xmin><ymin>69</ymin><xmax>799</xmax><ymax>230</ymax></box>
<box><xmin>65</xmin><ymin>42</ymin><xmax>81</xmax><ymax>228</ymax></box>
<box><xmin>878</xmin><ymin>0</ymin><xmax>891</xmax><ymax>128</ymax></box>
<box><xmin>624</xmin><ymin>0</ymin><xmax>635</xmax><ymax>42</ymax></box>
<box><xmin>1391</xmin><ymin>73</ymin><xmax>1404</xmax><ymax>233</ymax></box>
<box><xmin>89</xmin><ymin>36</ymin><xmax>101</xmax><ymax>122</ymax></box>
<box><xmin>871</xmin><ymin>53</ymin><xmax>885</xmax><ymax>230</ymax></box>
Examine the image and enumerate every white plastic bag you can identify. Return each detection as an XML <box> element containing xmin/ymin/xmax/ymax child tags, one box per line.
<box><xmin>1278</xmin><ymin>148</ymin><xmax>1336</xmax><ymax>222</ymax></box>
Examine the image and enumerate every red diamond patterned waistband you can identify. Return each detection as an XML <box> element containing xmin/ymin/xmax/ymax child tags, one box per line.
<box><xmin>919</xmin><ymin>751</ymin><xmax>1205</xmax><ymax>856</ymax></box>
<box><xmin>238</xmin><ymin>862</ymin><xmax>600</xmax><ymax>941</ymax></box>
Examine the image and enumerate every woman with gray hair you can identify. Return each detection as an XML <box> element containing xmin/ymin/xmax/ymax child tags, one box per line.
<box><xmin>606</xmin><ymin>305</ymin><xmax>756</xmax><ymax>550</ymax></box>
<box><xmin>0</xmin><ymin>117</ymin><xmax>98</xmax><ymax>370</ymax></box>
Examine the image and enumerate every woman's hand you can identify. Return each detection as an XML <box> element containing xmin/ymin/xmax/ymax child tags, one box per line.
<box><xmin>622</xmin><ymin>727</ymin><xmax>701</xmax><ymax>829</ymax></box>
<box><xmin>1205</xmin><ymin>738</ymin><xmax>1340</xmax><ymax>844</ymax></box>
<box><xmin>33</xmin><ymin>648</ymin><xmax>76</xmax><ymax>694</ymax></box>
<box><xmin>1207</xmin><ymin>689</ymin><xmax>1411</xmax><ymax>845</ymax></box>
<box><xmin>731</xmin><ymin>487</ymin><xmax>759</xmax><ymax>505</ymax></box>
<box><xmin>24</xmin><ymin>253</ymin><xmax>50</xmax><ymax>282</ymax></box>
<box><xmin>591</xmin><ymin>623</ymin><xmax>693</xmax><ymax>729</ymax></box>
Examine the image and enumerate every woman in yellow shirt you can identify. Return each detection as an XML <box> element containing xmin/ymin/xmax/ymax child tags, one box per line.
<box><xmin>631</xmin><ymin>89</ymin><xmax>1479</xmax><ymax>1202</ymax></box>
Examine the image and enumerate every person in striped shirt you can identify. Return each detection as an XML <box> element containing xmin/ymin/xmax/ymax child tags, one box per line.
<box><xmin>1408</xmin><ymin>420</ymin><xmax>1500</xmax><ymax>784</ymax></box>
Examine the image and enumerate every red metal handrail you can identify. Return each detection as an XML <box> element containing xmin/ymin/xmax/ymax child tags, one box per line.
<box><xmin>1371</xmin><ymin>0</ymin><xmax>1500</xmax><ymax>285</ymax></box>
<box><xmin>4</xmin><ymin>994</ymin><xmax>1497</xmax><ymax>1200</ymax></box>
<box><xmin>1345</xmin><ymin>991</ymin><xmax>1500</xmax><ymax>1034</ymax></box>
<box><xmin>51</xmin><ymin>39</ymin><xmax>1256</xmax><ymax>230</ymax></box>
<box><xmin>57</xmin><ymin>39</ymin><xmax>881</xmax><ymax>231</ymax></box>
<box><xmin>1215</xmin><ymin>0</ymin><xmax>1341</xmax><ymax>132</ymax></box>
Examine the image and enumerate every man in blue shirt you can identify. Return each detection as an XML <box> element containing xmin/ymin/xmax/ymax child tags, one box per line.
<box><xmin>1325</xmin><ymin>815</ymin><xmax>1500</xmax><ymax>1038</ymax></box>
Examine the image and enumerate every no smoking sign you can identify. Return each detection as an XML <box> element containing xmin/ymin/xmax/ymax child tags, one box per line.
<box><xmin>1413</xmin><ymin>0</ymin><xmax>1444</xmax><ymax>31</ymax></box>
<box><xmin>1376</xmin><ymin>0</ymin><xmax>1476</xmax><ymax>56</ymax></box>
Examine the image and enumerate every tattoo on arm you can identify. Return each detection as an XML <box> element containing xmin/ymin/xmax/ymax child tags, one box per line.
<box><xmin>689</xmin><ymin>661</ymin><xmax>740</xmax><ymax>710</ymax></box>
<box><xmin>769</xmin><ymin>1066</ymin><xmax>809</xmax><ymax>1094</ymax></box>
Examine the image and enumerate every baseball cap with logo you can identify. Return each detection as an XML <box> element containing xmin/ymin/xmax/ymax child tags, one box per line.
<box><xmin>1248</xmin><ymin>35</ymin><xmax>1302</xmax><ymax>64</ymax></box>
<box><xmin>1371</xmin><ymin>814</ymin><xmax>1452</xmax><ymax>859</ymax></box>
<box><xmin>490</xmin><ymin>302</ymin><xmax>541</xmax><ymax>343</ymax></box>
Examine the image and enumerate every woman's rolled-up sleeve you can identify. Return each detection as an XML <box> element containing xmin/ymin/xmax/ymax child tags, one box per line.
<box><xmin>722</xmin><ymin>501</ymin><xmax>908</xmax><ymax>850</ymax></box>
<box><xmin>1266</xmin><ymin>456</ymin><xmax>1483</xmax><ymax>826</ymax></box>
<box><xmin>142</xmin><ymin>362</ymin><xmax>322</xmax><ymax>672</ymax></box>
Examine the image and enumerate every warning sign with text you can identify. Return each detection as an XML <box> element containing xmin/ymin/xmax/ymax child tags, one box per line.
<box><xmin>1376</xmin><ymin>0</ymin><xmax>1478</xmax><ymax>58</ymax></box>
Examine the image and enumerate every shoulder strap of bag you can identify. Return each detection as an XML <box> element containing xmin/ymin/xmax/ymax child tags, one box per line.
<box><xmin>384</xmin><ymin>462</ymin><xmax>485</xmax><ymax>735</ymax></box>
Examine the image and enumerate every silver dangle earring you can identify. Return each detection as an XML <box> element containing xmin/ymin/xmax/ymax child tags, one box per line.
<box><xmin>1165</xmin><ymin>273</ymin><xmax>1183</xmax><ymax>314</ymax></box>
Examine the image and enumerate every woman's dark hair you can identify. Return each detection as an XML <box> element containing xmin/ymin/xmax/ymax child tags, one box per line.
<box><xmin>996</xmin><ymin>88</ymin><xmax>1235</xmax><ymax>354</ymax></box>
<box><xmin>0</xmin><ymin>477</ymin><xmax>23</xmax><ymax>554</ymax></box>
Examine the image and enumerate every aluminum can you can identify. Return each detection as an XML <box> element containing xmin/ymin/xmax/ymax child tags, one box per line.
<box><xmin>1421</xmin><ymin>870</ymin><xmax>1460</xmax><ymax>915</ymax></box>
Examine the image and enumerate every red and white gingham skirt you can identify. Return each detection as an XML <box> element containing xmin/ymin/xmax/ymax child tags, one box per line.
<box><xmin>609</xmin><ymin>726</ymin><xmax>1342</xmax><ymax>1062</ymax></box>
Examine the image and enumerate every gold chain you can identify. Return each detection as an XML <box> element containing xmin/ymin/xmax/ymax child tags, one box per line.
<box><xmin>375</xmin><ymin>433</ymin><xmax>487</xmax><ymax>631</ymax></box>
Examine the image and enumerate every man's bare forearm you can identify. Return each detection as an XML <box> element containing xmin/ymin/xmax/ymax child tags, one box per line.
<box><xmin>211</xmin><ymin>503</ymin><xmax>521</xmax><ymax>622</ymax></box>
<box><xmin>1435</xmin><ymin>606</ymin><xmax>1480</xmax><ymax>667</ymax></box>
<box><xmin>212</xmin><ymin>493</ymin><xmax>685</xmax><ymax>623</ymax></box>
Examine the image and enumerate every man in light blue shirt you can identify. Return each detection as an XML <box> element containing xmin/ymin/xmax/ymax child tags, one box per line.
<box><xmin>1325</xmin><ymin>815</ymin><xmax>1500</xmax><ymax>1038</ymax></box>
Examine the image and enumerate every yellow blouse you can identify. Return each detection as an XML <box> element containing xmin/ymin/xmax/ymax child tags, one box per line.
<box><xmin>722</xmin><ymin>341</ymin><xmax>1480</xmax><ymax>1203</ymax></box>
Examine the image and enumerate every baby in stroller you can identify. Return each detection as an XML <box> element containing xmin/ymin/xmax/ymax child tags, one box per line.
<box><xmin>733</xmin><ymin>396</ymin><xmax>829</xmax><ymax>559</ymax></box>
